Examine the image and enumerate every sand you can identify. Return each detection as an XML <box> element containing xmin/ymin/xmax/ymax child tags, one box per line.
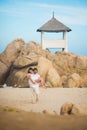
<box><xmin>0</xmin><ymin>88</ymin><xmax>87</xmax><ymax>130</ymax></box>
<box><xmin>0</xmin><ymin>107</ymin><xmax>87</xmax><ymax>130</ymax></box>
<box><xmin>0</xmin><ymin>88</ymin><xmax>87</xmax><ymax>114</ymax></box>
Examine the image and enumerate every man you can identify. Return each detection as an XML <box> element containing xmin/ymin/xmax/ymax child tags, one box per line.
<box><xmin>32</xmin><ymin>68</ymin><xmax>41</xmax><ymax>102</ymax></box>
<box><xmin>27</xmin><ymin>68</ymin><xmax>46</xmax><ymax>103</ymax></box>
<box><xmin>27</xmin><ymin>68</ymin><xmax>41</xmax><ymax>103</ymax></box>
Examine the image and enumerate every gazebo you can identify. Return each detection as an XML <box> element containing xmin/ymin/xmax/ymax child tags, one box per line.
<box><xmin>37</xmin><ymin>13</ymin><xmax>71</xmax><ymax>52</ymax></box>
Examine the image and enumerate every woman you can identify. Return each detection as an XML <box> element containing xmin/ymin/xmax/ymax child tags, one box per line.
<box><xmin>27</xmin><ymin>68</ymin><xmax>46</xmax><ymax>103</ymax></box>
<box><xmin>27</xmin><ymin>68</ymin><xmax>40</xmax><ymax>103</ymax></box>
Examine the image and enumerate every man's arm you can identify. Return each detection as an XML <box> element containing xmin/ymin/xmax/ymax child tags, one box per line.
<box><xmin>35</xmin><ymin>78</ymin><xmax>41</xmax><ymax>83</ymax></box>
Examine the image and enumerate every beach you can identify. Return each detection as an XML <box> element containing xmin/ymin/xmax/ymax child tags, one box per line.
<box><xmin>0</xmin><ymin>88</ymin><xmax>87</xmax><ymax>130</ymax></box>
<box><xmin>0</xmin><ymin>88</ymin><xmax>87</xmax><ymax>114</ymax></box>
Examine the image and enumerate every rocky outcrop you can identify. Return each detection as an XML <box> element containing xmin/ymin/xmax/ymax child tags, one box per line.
<box><xmin>38</xmin><ymin>57</ymin><xmax>61</xmax><ymax>87</ymax></box>
<box><xmin>0</xmin><ymin>39</ymin><xmax>24</xmax><ymax>64</ymax></box>
<box><xmin>60</xmin><ymin>103</ymin><xmax>73</xmax><ymax>115</ymax></box>
<box><xmin>0</xmin><ymin>39</ymin><xmax>24</xmax><ymax>84</ymax></box>
<box><xmin>53</xmin><ymin>52</ymin><xmax>87</xmax><ymax>76</ymax></box>
<box><xmin>0</xmin><ymin>39</ymin><xmax>87</xmax><ymax>87</ymax></box>
<box><xmin>60</xmin><ymin>103</ymin><xmax>87</xmax><ymax>115</ymax></box>
<box><xmin>72</xmin><ymin>104</ymin><xmax>87</xmax><ymax>115</ymax></box>
<box><xmin>53</xmin><ymin>52</ymin><xmax>87</xmax><ymax>87</ymax></box>
<box><xmin>0</xmin><ymin>61</ymin><xmax>8</xmax><ymax>84</ymax></box>
<box><xmin>62</xmin><ymin>73</ymin><xmax>82</xmax><ymax>88</ymax></box>
<box><xmin>38</xmin><ymin>57</ymin><xmax>53</xmax><ymax>80</ymax></box>
<box><xmin>46</xmin><ymin>68</ymin><xmax>61</xmax><ymax>87</ymax></box>
<box><xmin>6</xmin><ymin>69</ymin><xmax>28</xmax><ymax>87</ymax></box>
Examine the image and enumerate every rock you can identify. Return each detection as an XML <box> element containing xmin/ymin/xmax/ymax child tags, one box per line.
<box><xmin>46</xmin><ymin>68</ymin><xmax>61</xmax><ymax>87</ymax></box>
<box><xmin>13</xmin><ymin>41</ymin><xmax>51</xmax><ymax>68</ymax></box>
<box><xmin>60</xmin><ymin>103</ymin><xmax>73</xmax><ymax>115</ymax></box>
<box><xmin>42</xmin><ymin>110</ymin><xmax>57</xmax><ymax>116</ymax></box>
<box><xmin>5</xmin><ymin>42</ymin><xmax>50</xmax><ymax>87</ymax></box>
<box><xmin>13</xmin><ymin>43</ymin><xmax>39</xmax><ymax>67</ymax></box>
<box><xmin>38</xmin><ymin>57</ymin><xmax>53</xmax><ymax>80</ymax></box>
<box><xmin>0</xmin><ymin>38</ymin><xmax>24</xmax><ymax>64</ymax></box>
<box><xmin>80</xmin><ymin>74</ymin><xmax>87</xmax><ymax>87</ymax></box>
<box><xmin>53</xmin><ymin>52</ymin><xmax>76</xmax><ymax>76</ymax></box>
<box><xmin>60</xmin><ymin>103</ymin><xmax>87</xmax><ymax>115</ymax></box>
<box><xmin>72</xmin><ymin>104</ymin><xmax>87</xmax><ymax>115</ymax></box>
<box><xmin>61</xmin><ymin>75</ymin><xmax>68</xmax><ymax>87</ymax></box>
<box><xmin>0</xmin><ymin>39</ymin><xmax>87</xmax><ymax>87</ymax></box>
<box><xmin>67</xmin><ymin>73</ymin><xmax>81</xmax><ymax>88</ymax></box>
<box><xmin>0</xmin><ymin>39</ymin><xmax>24</xmax><ymax>85</ymax></box>
<box><xmin>53</xmin><ymin>52</ymin><xmax>87</xmax><ymax>87</ymax></box>
<box><xmin>6</xmin><ymin>68</ymin><xmax>28</xmax><ymax>87</ymax></box>
<box><xmin>0</xmin><ymin>61</ymin><xmax>9</xmax><ymax>85</ymax></box>
<box><xmin>38</xmin><ymin>57</ymin><xmax>61</xmax><ymax>87</ymax></box>
<box><xmin>13</xmin><ymin>53</ymin><xmax>38</xmax><ymax>68</ymax></box>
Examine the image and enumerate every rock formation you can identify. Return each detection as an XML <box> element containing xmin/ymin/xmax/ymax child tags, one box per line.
<box><xmin>0</xmin><ymin>39</ymin><xmax>87</xmax><ymax>87</ymax></box>
<box><xmin>60</xmin><ymin>103</ymin><xmax>87</xmax><ymax>115</ymax></box>
<box><xmin>0</xmin><ymin>39</ymin><xmax>24</xmax><ymax>84</ymax></box>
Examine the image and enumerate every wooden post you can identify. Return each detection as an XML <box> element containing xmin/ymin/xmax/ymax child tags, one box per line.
<box><xmin>63</xmin><ymin>31</ymin><xmax>68</xmax><ymax>52</ymax></box>
<box><xmin>41</xmin><ymin>31</ymin><xmax>44</xmax><ymax>48</ymax></box>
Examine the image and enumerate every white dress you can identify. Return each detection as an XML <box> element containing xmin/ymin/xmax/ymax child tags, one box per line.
<box><xmin>28</xmin><ymin>73</ymin><xmax>40</xmax><ymax>94</ymax></box>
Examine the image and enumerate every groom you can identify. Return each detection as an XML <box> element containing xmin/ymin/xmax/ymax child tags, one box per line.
<box><xmin>27</xmin><ymin>68</ymin><xmax>41</xmax><ymax>103</ymax></box>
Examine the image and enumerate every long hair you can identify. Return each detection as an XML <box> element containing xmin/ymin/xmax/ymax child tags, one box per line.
<box><xmin>28</xmin><ymin>68</ymin><xmax>33</xmax><ymax>73</ymax></box>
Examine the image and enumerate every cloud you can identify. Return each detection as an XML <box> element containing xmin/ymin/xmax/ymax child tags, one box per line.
<box><xmin>0</xmin><ymin>1</ymin><xmax>87</xmax><ymax>25</ymax></box>
<box><xmin>31</xmin><ymin>2</ymin><xmax>87</xmax><ymax>26</ymax></box>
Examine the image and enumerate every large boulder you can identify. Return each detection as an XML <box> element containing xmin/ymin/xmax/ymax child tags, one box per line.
<box><xmin>60</xmin><ymin>103</ymin><xmax>73</xmax><ymax>115</ymax></box>
<box><xmin>38</xmin><ymin>57</ymin><xmax>61</xmax><ymax>87</ymax></box>
<box><xmin>6</xmin><ymin>69</ymin><xmax>28</xmax><ymax>87</ymax></box>
<box><xmin>0</xmin><ymin>61</ymin><xmax>8</xmax><ymax>84</ymax></box>
<box><xmin>0</xmin><ymin>39</ymin><xmax>87</xmax><ymax>87</ymax></box>
<box><xmin>6</xmin><ymin>56</ymin><xmax>62</xmax><ymax>88</ymax></box>
<box><xmin>0</xmin><ymin>39</ymin><xmax>24</xmax><ymax>85</ymax></box>
<box><xmin>53</xmin><ymin>52</ymin><xmax>87</xmax><ymax>87</ymax></box>
<box><xmin>46</xmin><ymin>68</ymin><xmax>61</xmax><ymax>87</ymax></box>
<box><xmin>72</xmin><ymin>104</ymin><xmax>87</xmax><ymax>115</ymax></box>
<box><xmin>0</xmin><ymin>39</ymin><xmax>24</xmax><ymax>64</ymax></box>
<box><xmin>66</xmin><ymin>73</ymin><xmax>81</xmax><ymax>88</ymax></box>
<box><xmin>53</xmin><ymin>52</ymin><xmax>87</xmax><ymax>76</ymax></box>
<box><xmin>5</xmin><ymin>42</ymin><xmax>53</xmax><ymax>87</ymax></box>
<box><xmin>60</xmin><ymin>103</ymin><xmax>87</xmax><ymax>115</ymax></box>
<box><xmin>38</xmin><ymin>57</ymin><xmax>53</xmax><ymax>80</ymax></box>
<box><xmin>5</xmin><ymin>43</ymin><xmax>52</xmax><ymax>87</ymax></box>
<box><xmin>13</xmin><ymin>41</ymin><xmax>52</xmax><ymax>68</ymax></box>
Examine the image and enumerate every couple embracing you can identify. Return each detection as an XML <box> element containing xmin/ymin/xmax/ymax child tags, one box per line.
<box><xmin>27</xmin><ymin>68</ymin><xmax>46</xmax><ymax>103</ymax></box>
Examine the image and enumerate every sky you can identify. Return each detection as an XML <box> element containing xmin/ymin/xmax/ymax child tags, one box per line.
<box><xmin>0</xmin><ymin>0</ymin><xmax>87</xmax><ymax>56</ymax></box>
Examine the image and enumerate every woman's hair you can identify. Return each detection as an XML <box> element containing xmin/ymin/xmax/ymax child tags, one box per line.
<box><xmin>28</xmin><ymin>68</ymin><xmax>33</xmax><ymax>73</ymax></box>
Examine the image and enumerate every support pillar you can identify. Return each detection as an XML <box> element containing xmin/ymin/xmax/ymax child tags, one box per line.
<box><xmin>41</xmin><ymin>31</ymin><xmax>44</xmax><ymax>49</ymax></box>
<box><xmin>63</xmin><ymin>31</ymin><xmax>68</xmax><ymax>52</ymax></box>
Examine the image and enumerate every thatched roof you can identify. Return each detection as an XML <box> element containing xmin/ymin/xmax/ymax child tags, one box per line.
<box><xmin>37</xmin><ymin>16</ymin><xmax>71</xmax><ymax>32</ymax></box>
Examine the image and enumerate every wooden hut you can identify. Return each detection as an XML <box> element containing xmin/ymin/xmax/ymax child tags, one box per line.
<box><xmin>37</xmin><ymin>13</ymin><xmax>71</xmax><ymax>52</ymax></box>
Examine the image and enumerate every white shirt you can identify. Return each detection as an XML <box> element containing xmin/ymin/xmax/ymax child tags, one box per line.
<box><xmin>32</xmin><ymin>73</ymin><xmax>40</xmax><ymax>81</ymax></box>
<box><xmin>32</xmin><ymin>73</ymin><xmax>40</xmax><ymax>85</ymax></box>
<box><xmin>28</xmin><ymin>73</ymin><xmax>40</xmax><ymax>87</ymax></box>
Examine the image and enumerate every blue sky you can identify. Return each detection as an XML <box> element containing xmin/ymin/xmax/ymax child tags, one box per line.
<box><xmin>0</xmin><ymin>0</ymin><xmax>87</xmax><ymax>56</ymax></box>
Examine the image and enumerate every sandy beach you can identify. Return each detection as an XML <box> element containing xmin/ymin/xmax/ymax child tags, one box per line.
<box><xmin>0</xmin><ymin>88</ymin><xmax>87</xmax><ymax>130</ymax></box>
<box><xmin>0</xmin><ymin>88</ymin><xmax>87</xmax><ymax>114</ymax></box>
